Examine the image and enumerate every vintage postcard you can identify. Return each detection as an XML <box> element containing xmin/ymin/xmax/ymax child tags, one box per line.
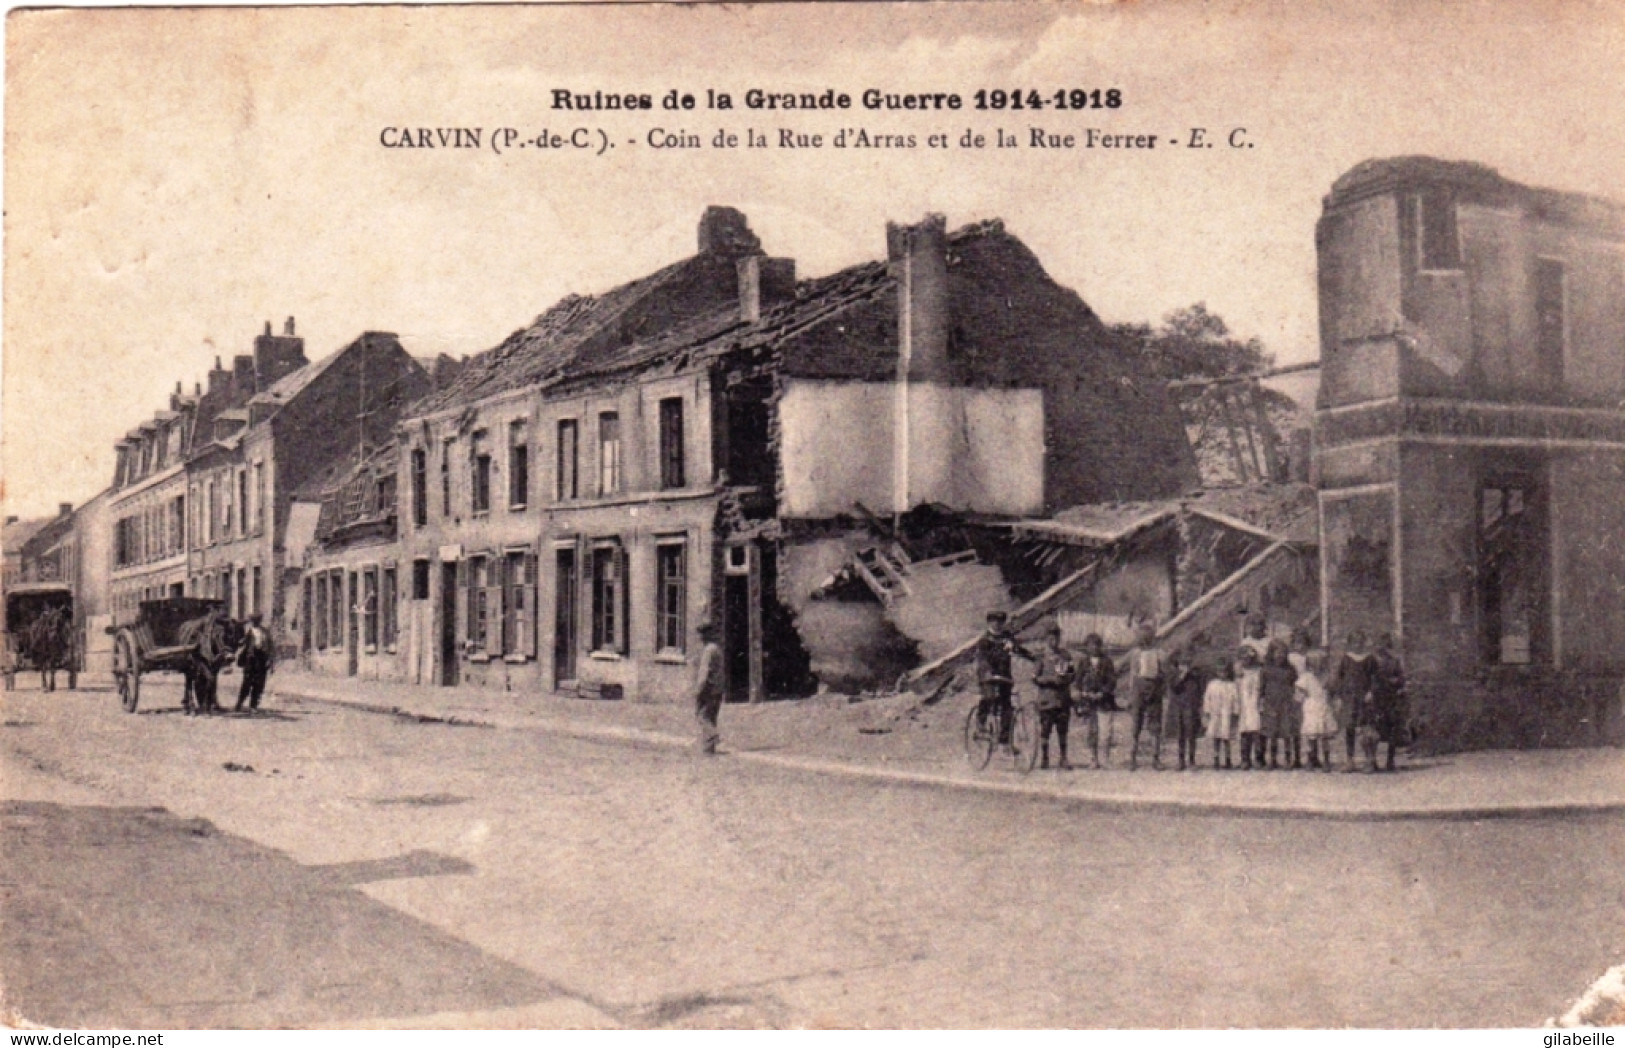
<box><xmin>4</xmin><ymin>0</ymin><xmax>1625</xmax><ymax>1032</ymax></box>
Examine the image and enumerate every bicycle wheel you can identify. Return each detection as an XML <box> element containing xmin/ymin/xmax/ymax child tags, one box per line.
<box><xmin>963</xmin><ymin>706</ymin><xmax>994</xmax><ymax>770</ymax></box>
<box><xmin>1010</xmin><ymin>705</ymin><xmax>1040</xmax><ymax>774</ymax></box>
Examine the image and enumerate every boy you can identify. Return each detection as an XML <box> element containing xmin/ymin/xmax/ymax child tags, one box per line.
<box><xmin>1123</xmin><ymin>623</ymin><xmax>1167</xmax><ymax>771</ymax></box>
<box><xmin>1073</xmin><ymin>633</ymin><xmax>1118</xmax><ymax>769</ymax></box>
<box><xmin>975</xmin><ymin>610</ymin><xmax>1033</xmax><ymax>745</ymax></box>
<box><xmin>1032</xmin><ymin>623</ymin><xmax>1076</xmax><ymax>770</ymax></box>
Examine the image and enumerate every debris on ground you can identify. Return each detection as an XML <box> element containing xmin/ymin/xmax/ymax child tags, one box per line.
<box><xmin>221</xmin><ymin>761</ymin><xmax>255</xmax><ymax>773</ymax></box>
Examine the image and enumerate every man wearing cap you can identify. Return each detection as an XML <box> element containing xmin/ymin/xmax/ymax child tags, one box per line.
<box><xmin>975</xmin><ymin>609</ymin><xmax>1034</xmax><ymax>746</ymax></box>
<box><xmin>691</xmin><ymin>621</ymin><xmax>725</xmax><ymax>755</ymax></box>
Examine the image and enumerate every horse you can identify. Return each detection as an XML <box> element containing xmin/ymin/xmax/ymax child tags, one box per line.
<box><xmin>24</xmin><ymin>607</ymin><xmax>69</xmax><ymax>693</ymax></box>
<box><xmin>176</xmin><ymin>611</ymin><xmax>244</xmax><ymax>715</ymax></box>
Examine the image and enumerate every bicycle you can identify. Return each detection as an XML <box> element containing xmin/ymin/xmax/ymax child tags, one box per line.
<box><xmin>963</xmin><ymin>697</ymin><xmax>1040</xmax><ymax>774</ymax></box>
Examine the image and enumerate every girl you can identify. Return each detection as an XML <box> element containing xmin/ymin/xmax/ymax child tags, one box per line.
<box><xmin>1236</xmin><ymin>646</ymin><xmax>1264</xmax><ymax>770</ymax></box>
<box><xmin>1259</xmin><ymin>641</ymin><xmax>1298</xmax><ymax>770</ymax></box>
<box><xmin>1167</xmin><ymin>649</ymin><xmax>1206</xmax><ymax>771</ymax></box>
<box><xmin>1296</xmin><ymin>649</ymin><xmax>1337</xmax><ymax>771</ymax></box>
<box><xmin>1202</xmin><ymin>657</ymin><xmax>1239</xmax><ymax>769</ymax></box>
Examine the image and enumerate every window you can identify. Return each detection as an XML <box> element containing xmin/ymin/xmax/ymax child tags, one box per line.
<box><xmin>238</xmin><ymin>469</ymin><xmax>250</xmax><ymax>538</ymax></box>
<box><xmin>1414</xmin><ymin>189</ymin><xmax>1461</xmax><ymax>271</ymax></box>
<box><xmin>251</xmin><ymin>565</ymin><xmax>262</xmax><ymax>618</ymax></box>
<box><xmin>466</xmin><ymin>555</ymin><xmax>491</xmax><ymax>651</ymax></box>
<box><xmin>205</xmin><ymin>480</ymin><xmax>216</xmax><ymax>544</ymax></box>
<box><xmin>656</xmin><ymin>539</ymin><xmax>687</xmax><ymax>654</ymax></box>
<box><xmin>1534</xmin><ymin>258</ymin><xmax>1566</xmax><ymax>385</ymax></box>
<box><xmin>173</xmin><ymin>495</ymin><xmax>186</xmax><ymax>554</ymax></box>
<box><xmin>502</xmin><ymin>550</ymin><xmax>538</xmax><ymax>659</ymax></box>
<box><xmin>557</xmin><ymin>419</ymin><xmax>579</xmax><ymax>500</ymax></box>
<box><xmin>659</xmin><ymin>398</ymin><xmax>685</xmax><ymax>489</ymax></box>
<box><xmin>302</xmin><ymin>577</ymin><xmax>313</xmax><ymax>651</ymax></box>
<box><xmin>223</xmin><ymin>474</ymin><xmax>235</xmax><ymax>539</ymax></box>
<box><xmin>412</xmin><ymin>559</ymin><xmax>431</xmax><ymax>600</ymax></box>
<box><xmin>509</xmin><ymin>421</ymin><xmax>529</xmax><ymax>509</ymax></box>
<box><xmin>441</xmin><ymin>438</ymin><xmax>454</xmax><ymax>517</ymax></box>
<box><xmin>598</xmin><ymin>413</ymin><xmax>622</xmax><ymax>496</ymax></box>
<box><xmin>315</xmin><ymin>574</ymin><xmax>329</xmax><ymax>649</ymax></box>
<box><xmin>471</xmin><ymin>431</ymin><xmax>491</xmax><ymax>515</ymax></box>
<box><xmin>590</xmin><ymin>540</ymin><xmax>628</xmax><ymax>654</ymax></box>
<box><xmin>363</xmin><ymin>568</ymin><xmax>379</xmax><ymax>650</ymax></box>
<box><xmin>329</xmin><ymin>569</ymin><xmax>345</xmax><ymax>650</ymax></box>
<box><xmin>411</xmin><ymin>448</ymin><xmax>428</xmax><ymax>526</ymax></box>
<box><xmin>382</xmin><ymin>565</ymin><xmax>398</xmax><ymax>650</ymax></box>
<box><xmin>1479</xmin><ymin>480</ymin><xmax>1545</xmax><ymax>666</ymax></box>
<box><xmin>254</xmin><ymin>462</ymin><xmax>266</xmax><ymax>534</ymax></box>
<box><xmin>221</xmin><ymin>569</ymin><xmax>233</xmax><ymax>617</ymax></box>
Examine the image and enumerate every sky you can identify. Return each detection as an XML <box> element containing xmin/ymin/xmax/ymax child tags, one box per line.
<box><xmin>5</xmin><ymin>0</ymin><xmax>1624</xmax><ymax>518</ymax></box>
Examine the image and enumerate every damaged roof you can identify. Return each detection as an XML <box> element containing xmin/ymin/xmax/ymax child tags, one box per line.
<box><xmin>1015</xmin><ymin>483</ymin><xmax>1319</xmax><ymax>547</ymax></box>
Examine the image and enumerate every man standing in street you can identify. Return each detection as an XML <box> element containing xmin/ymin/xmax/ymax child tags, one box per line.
<box><xmin>692</xmin><ymin>621</ymin><xmax>725</xmax><ymax>755</ymax></box>
<box><xmin>235</xmin><ymin>614</ymin><xmax>273</xmax><ymax>712</ymax></box>
<box><xmin>975</xmin><ymin>609</ymin><xmax>1033</xmax><ymax>746</ymax></box>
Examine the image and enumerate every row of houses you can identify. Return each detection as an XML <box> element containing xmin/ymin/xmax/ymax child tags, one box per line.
<box><xmin>12</xmin><ymin>157</ymin><xmax>1625</xmax><ymax>749</ymax></box>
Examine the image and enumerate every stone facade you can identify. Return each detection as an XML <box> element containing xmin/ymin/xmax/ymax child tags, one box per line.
<box><xmin>1315</xmin><ymin>157</ymin><xmax>1625</xmax><ymax>749</ymax></box>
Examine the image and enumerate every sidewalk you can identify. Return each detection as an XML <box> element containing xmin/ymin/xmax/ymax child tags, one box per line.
<box><xmin>267</xmin><ymin>669</ymin><xmax>1625</xmax><ymax>821</ymax></box>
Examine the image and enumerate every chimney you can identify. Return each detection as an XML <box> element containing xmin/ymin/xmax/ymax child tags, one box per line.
<box><xmin>195</xmin><ymin>382</ymin><xmax>202</xmax><ymax>396</ymax></box>
<box><xmin>888</xmin><ymin>214</ymin><xmax>949</xmax><ymax>383</ymax></box>
<box><xmin>233</xmin><ymin>354</ymin><xmax>256</xmax><ymax>395</ymax></box>
<box><xmin>5</xmin><ymin>516</ymin><xmax>18</xmax><ymax>526</ymax></box>
<box><xmin>737</xmin><ymin>256</ymin><xmax>796</xmax><ymax>323</ymax></box>
<box><xmin>697</xmin><ymin>206</ymin><xmax>761</xmax><ymax>256</ymax></box>
<box><xmin>58</xmin><ymin>502</ymin><xmax>73</xmax><ymax>518</ymax></box>
<box><xmin>208</xmin><ymin>356</ymin><xmax>230</xmax><ymax>395</ymax></box>
<box><xmin>253</xmin><ymin>318</ymin><xmax>309</xmax><ymax>389</ymax></box>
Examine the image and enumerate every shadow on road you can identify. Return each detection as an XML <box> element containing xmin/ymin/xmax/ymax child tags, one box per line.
<box><xmin>0</xmin><ymin>800</ymin><xmax>571</xmax><ymax>1029</ymax></box>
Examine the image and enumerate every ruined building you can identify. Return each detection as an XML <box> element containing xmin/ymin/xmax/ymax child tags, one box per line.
<box><xmin>301</xmin><ymin>207</ymin><xmax>1196</xmax><ymax>698</ymax></box>
<box><xmin>1315</xmin><ymin>157</ymin><xmax>1625</xmax><ymax>748</ymax></box>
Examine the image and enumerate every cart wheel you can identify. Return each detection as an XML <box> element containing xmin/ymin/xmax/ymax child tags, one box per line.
<box><xmin>1011</xmin><ymin>705</ymin><xmax>1040</xmax><ymax>774</ymax></box>
<box><xmin>963</xmin><ymin>705</ymin><xmax>995</xmax><ymax>770</ymax></box>
<box><xmin>114</xmin><ymin>633</ymin><xmax>139</xmax><ymax>713</ymax></box>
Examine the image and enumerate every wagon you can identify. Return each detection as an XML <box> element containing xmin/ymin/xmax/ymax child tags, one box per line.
<box><xmin>3</xmin><ymin>585</ymin><xmax>79</xmax><ymax>691</ymax></box>
<box><xmin>107</xmin><ymin>597</ymin><xmax>230</xmax><ymax>713</ymax></box>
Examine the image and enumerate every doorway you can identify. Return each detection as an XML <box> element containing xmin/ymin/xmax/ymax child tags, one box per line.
<box><xmin>554</xmin><ymin>547</ymin><xmax>578</xmax><ymax>687</ymax></box>
<box><xmin>439</xmin><ymin>561</ymin><xmax>460</xmax><ymax>686</ymax></box>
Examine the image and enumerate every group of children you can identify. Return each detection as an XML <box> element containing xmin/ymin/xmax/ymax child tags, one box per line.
<box><xmin>982</xmin><ymin>610</ymin><xmax>1409</xmax><ymax>774</ymax></box>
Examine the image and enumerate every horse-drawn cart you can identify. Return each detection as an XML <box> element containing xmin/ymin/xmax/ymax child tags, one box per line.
<box><xmin>108</xmin><ymin>597</ymin><xmax>235</xmax><ymax>713</ymax></box>
<box><xmin>3</xmin><ymin>585</ymin><xmax>78</xmax><ymax>692</ymax></box>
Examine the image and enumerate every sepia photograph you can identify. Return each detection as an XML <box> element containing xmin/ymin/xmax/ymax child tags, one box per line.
<box><xmin>3</xmin><ymin>0</ymin><xmax>1625</xmax><ymax>1031</ymax></box>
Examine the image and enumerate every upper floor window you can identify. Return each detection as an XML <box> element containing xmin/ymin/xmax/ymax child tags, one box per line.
<box><xmin>557</xmin><ymin>419</ymin><xmax>579</xmax><ymax>501</ymax></box>
<box><xmin>509</xmin><ymin>421</ymin><xmax>530</xmax><ymax>509</ymax></box>
<box><xmin>237</xmin><ymin>468</ymin><xmax>250</xmax><ymax>539</ymax></box>
<box><xmin>1534</xmin><ymin>258</ymin><xmax>1566</xmax><ymax>385</ymax></box>
<box><xmin>441</xmin><ymin>439</ymin><xmax>454</xmax><ymax>518</ymax></box>
<box><xmin>253</xmin><ymin>463</ymin><xmax>266</xmax><ymax>534</ymax></box>
<box><xmin>598</xmin><ymin>412</ymin><xmax>622</xmax><ymax>496</ymax></box>
<box><xmin>470</xmin><ymin>431</ymin><xmax>492</xmax><ymax>515</ymax></box>
<box><xmin>410</xmin><ymin>448</ymin><xmax>428</xmax><ymax>527</ymax></box>
<box><xmin>659</xmin><ymin>398</ymin><xmax>685</xmax><ymax>490</ymax></box>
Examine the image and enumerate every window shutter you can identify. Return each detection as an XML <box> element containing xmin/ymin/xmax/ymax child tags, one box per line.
<box><xmin>459</xmin><ymin>559</ymin><xmax>471</xmax><ymax>646</ymax></box>
<box><xmin>485</xmin><ymin>552</ymin><xmax>504</xmax><ymax>658</ymax></box>
<box><xmin>521</xmin><ymin>552</ymin><xmax>538</xmax><ymax>659</ymax></box>
<box><xmin>619</xmin><ymin>545</ymin><xmax>632</xmax><ymax>655</ymax></box>
<box><xmin>584</xmin><ymin>548</ymin><xmax>599</xmax><ymax>650</ymax></box>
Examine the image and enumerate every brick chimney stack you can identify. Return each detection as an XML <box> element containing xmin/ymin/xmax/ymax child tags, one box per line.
<box><xmin>208</xmin><ymin>356</ymin><xmax>230</xmax><ymax>396</ymax></box>
<box><xmin>697</xmin><ymin>206</ymin><xmax>762</xmax><ymax>256</ymax></box>
<box><xmin>737</xmin><ymin>256</ymin><xmax>796</xmax><ymax>323</ymax></box>
<box><xmin>58</xmin><ymin>502</ymin><xmax>73</xmax><ymax>518</ymax></box>
<box><xmin>887</xmin><ymin>214</ymin><xmax>949</xmax><ymax>383</ymax></box>
<box><xmin>253</xmin><ymin>318</ymin><xmax>308</xmax><ymax>390</ymax></box>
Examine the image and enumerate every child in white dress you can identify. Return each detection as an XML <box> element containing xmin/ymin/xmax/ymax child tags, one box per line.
<box><xmin>1296</xmin><ymin>649</ymin><xmax>1337</xmax><ymax>771</ymax></box>
<box><xmin>1236</xmin><ymin>646</ymin><xmax>1264</xmax><ymax>770</ymax></box>
<box><xmin>1202</xmin><ymin>657</ymin><xmax>1240</xmax><ymax>770</ymax></box>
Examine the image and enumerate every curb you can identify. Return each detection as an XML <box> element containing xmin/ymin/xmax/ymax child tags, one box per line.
<box><xmin>278</xmin><ymin>688</ymin><xmax>1625</xmax><ymax>823</ymax></box>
